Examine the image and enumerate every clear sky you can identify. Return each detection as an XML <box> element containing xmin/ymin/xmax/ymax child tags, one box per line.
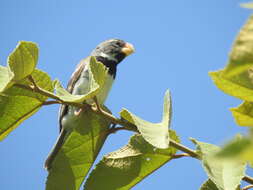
<box><xmin>0</xmin><ymin>1</ymin><xmax>252</xmax><ymax>189</ymax></box>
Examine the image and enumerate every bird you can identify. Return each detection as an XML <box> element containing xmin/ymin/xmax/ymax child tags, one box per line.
<box><xmin>44</xmin><ymin>39</ymin><xmax>134</xmax><ymax>170</ymax></box>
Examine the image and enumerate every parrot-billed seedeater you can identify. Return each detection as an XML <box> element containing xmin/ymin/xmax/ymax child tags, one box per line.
<box><xmin>44</xmin><ymin>39</ymin><xmax>134</xmax><ymax>170</ymax></box>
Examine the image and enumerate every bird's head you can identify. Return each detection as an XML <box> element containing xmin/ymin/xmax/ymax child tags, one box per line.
<box><xmin>91</xmin><ymin>39</ymin><xmax>135</xmax><ymax>66</ymax></box>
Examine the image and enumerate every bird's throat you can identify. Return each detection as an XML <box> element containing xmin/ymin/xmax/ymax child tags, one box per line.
<box><xmin>95</xmin><ymin>56</ymin><xmax>117</xmax><ymax>78</ymax></box>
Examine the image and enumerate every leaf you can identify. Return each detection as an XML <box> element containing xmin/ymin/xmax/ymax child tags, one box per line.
<box><xmin>83</xmin><ymin>130</ymin><xmax>179</xmax><ymax>190</ymax></box>
<box><xmin>0</xmin><ymin>66</ymin><xmax>14</xmax><ymax>92</ymax></box>
<box><xmin>199</xmin><ymin>179</ymin><xmax>219</xmax><ymax>190</ymax></box>
<box><xmin>210</xmin><ymin>15</ymin><xmax>253</xmax><ymax>101</ymax></box>
<box><xmin>5</xmin><ymin>69</ymin><xmax>54</xmax><ymax>102</ymax></box>
<box><xmin>191</xmin><ymin>139</ymin><xmax>246</xmax><ymax>190</ymax></box>
<box><xmin>53</xmin><ymin>56</ymin><xmax>107</xmax><ymax>103</ymax></box>
<box><xmin>7</xmin><ymin>41</ymin><xmax>38</xmax><ymax>81</ymax></box>
<box><xmin>209</xmin><ymin>71</ymin><xmax>253</xmax><ymax>102</ymax></box>
<box><xmin>46</xmin><ymin>108</ymin><xmax>111</xmax><ymax>190</ymax></box>
<box><xmin>120</xmin><ymin>90</ymin><xmax>172</xmax><ymax>149</ymax></box>
<box><xmin>0</xmin><ymin>95</ymin><xmax>42</xmax><ymax>140</ymax></box>
<box><xmin>0</xmin><ymin>69</ymin><xmax>54</xmax><ymax>140</ymax></box>
<box><xmin>225</xmin><ymin>14</ymin><xmax>253</xmax><ymax>77</ymax></box>
<box><xmin>240</xmin><ymin>2</ymin><xmax>253</xmax><ymax>9</ymax></box>
<box><xmin>216</xmin><ymin>135</ymin><xmax>253</xmax><ymax>164</ymax></box>
<box><xmin>231</xmin><ymin>101</ymin><xmax>253</xmax><ymax>127</ymax></box>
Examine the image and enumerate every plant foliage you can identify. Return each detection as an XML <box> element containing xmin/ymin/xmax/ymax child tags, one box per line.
<box><xmin>1</xmin><ymin>13</ymin><xmax>253</xmax><ymax>190</ymax></box>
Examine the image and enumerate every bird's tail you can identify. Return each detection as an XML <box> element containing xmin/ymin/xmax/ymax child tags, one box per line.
<box><xmin>44</xmin><ymin>129</ymin><xmax>68</xmax><ymax>171</ymax></box>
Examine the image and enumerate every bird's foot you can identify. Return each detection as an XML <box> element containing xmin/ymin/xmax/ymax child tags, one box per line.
<box><xmin>74</xmin><ymin>108</ymin><xmax>83</xmax><ymax>116</ymax></box>
<box><xmin>74</xmin><ymin>104</ymin><xmax>91</xmax><ymax>116</ymax></box>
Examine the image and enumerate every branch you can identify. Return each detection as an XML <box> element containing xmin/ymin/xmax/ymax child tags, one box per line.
<box><xmin>171</xmin><ymin>153</ymin><xmax>191</xmax><ymax>159</ymax></box>
<box><xmin>14</xmin><ymin>77</ymin><xmax>138</xmax><ymax>132</ymax></box>
<box><xmin>93</xmin><ymin>96</ymin><xmax>102</xmax><ymax>113</ymax></box>
<box><xmin>43</xmin><ymin>100</ymin><xmax>61</xmax><ymax>106</ymax></box>
<box><xmin>14</xmin><ymin>83</ymin><xmax>61</xmax><ymax>101</ymax></box>
<box><xmin>243</xmin><ymin>176</ymin><xmax>253</xmax><ymax>186</ymax></box>
<box><xmin>28</xmin><ymin>75</ymin><xmax>39</xmax><ymax>89</ymax></box>
<box><xmin>242</xmin><ymin>185</ymin><xmax>253</xmax><ymax>190</ymax></box>
<box><xmin>108</xmin><ymin>126</ymin><xmax>130</xmax><ymax>134</ymax></box>
<box><xmin>169</xmin><ymin>139</ymin><xmax>199</xmax><ymax>159</ymax></box>
<box><xmin>14</xmin><ymin>76</ymin><xmax>253</xmax><ymax>185</ymax></box>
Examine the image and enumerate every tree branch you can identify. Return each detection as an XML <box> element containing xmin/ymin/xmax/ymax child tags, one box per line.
<box><xmin>169</xmin><ymin>139</ymin><xmax>199</xmax><ymax>159</ymax></box>
<box><xmin>28</xmin><ymin>75</ymin><xmax>39</xmax><ymax>89</ymax></box>
<box><xmin>243</xmin><ymin>176</ymin><xmax>253</xmax><ymax>186</ymax></box>
<box><xmin>14</xmin><ymin>83</ymin><xmax>62</xmax><ymax>101</ymax></box>
<box><xmin>242</xmin><ymin>184</ymin><xmax>253</xmax><ymax>190</ymax></box>
<box><xmin>14</xmin><ymin>76</ymin><xmax>253</xmax><ymax>185</ymax></box>
<box><xmin>42</xmin><ymin>100</ymin><xmax>61</xmax><ymax>106</ymax></box>
<box><xmin>171</xmin><ymin>153</ymin><xmax>191</xmax><ymax>159</ymax></box>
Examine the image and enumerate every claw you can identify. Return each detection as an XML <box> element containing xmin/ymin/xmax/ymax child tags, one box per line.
<box><xmin>74</xmin><ymin>108</ymin><xmax>83</xmax><ymax>116</ymax></box>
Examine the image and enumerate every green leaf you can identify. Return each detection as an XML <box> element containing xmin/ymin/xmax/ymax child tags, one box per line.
<box><xmin>224</xmin><ymin>14</ymin><xmax>253</xmax><ymax>77</ymax></box>
<box><xmin>231</xmin><ymin>101</ymin><xmax>253</xmax><ymax>127</ymax></box>
<box><xmin>83</xmin><ymin>130</ymin><xmax>179</xmax><ymax>190</ymax></box>
<box><xmin>53</xmin><ymin>56</ymin><xmax>107</xmax><ymax>103</ymax></box>
<box><xmin>5</xmin><ymin>69</ymin><xmax>54</xmax><ymax>102</ymax></box>
<box><xmin>191</xmin><ymin>139</ymin><xmax>246</xmax><ymax>190</ymax></box>
<box><xmin>209</xmin><ymin>70</ymin><xmax>253</xmax><ymax>102</ymax></box>
<box><xmin>120</xmin><ymin>90</ymin><xmax>171</xmax><ymax>149</ymax></box>
<box><xmin>7</xmin><ymin>41</ymin><xmax>38</xmax><ymax>81</ymax></box>
<box><xmin>216</xmin><ymin>135</ymin><xmax>253</xmax><ymax>164</ymax></box>
<box><xmin>0</xmin><ymin>66</ymin><xmax>14</xmax><ymax>92</ymax></box>
<box><xmin>46</xmin><ymin>108</ymin><xmax>111</xmax><ymax>190</ymax></box>
<box><xmin>199</xmin><ymin>179</ymin><xmax>219</xmax><ymax>190</ymax></box>
<box><xmin>0</xmin><ymin>95</ymin><xmax>42</xmax><ymax>140</ymax></box>
<box><xmin>240</xmin><ymin>2</ymin><xmax>253</xmax><ymax>9</ymax></box>
<box><xmin>0</xmin><ymin>69</ymin><xmax>54</xmax><ymax>140</ymax></box>
<box><xmin>210</xmin><ymin>15</ymin><xmax>253</xmax><ymax>101</ymax></box>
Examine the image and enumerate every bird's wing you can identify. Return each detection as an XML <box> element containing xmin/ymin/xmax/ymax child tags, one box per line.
<box><xmin>58</xmin><ymin>57</ymin><xmax>89</xmax><ymax>132</ymax></box>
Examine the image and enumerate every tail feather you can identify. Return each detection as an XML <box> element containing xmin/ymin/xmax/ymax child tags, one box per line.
<box><xmin>44</xmin><ymin>129</ymin><xmax>68</xmax><ymax>171</ymax></box>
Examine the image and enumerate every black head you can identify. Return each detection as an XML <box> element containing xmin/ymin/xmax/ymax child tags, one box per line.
<box><xmin>91</xmin><ymin>39</ymin><xmax>134</xmax><ymax>77</ymax></box>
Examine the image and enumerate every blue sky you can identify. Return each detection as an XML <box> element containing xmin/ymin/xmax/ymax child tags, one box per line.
<box><xmin>0</xmin><ymin>1</ymin><xmax>252</xmax><ymax>189</ymax></box>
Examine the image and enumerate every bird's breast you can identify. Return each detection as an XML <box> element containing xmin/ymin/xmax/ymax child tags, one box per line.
<box><xmin>61</xmin><ymin>68</ymin><xmax>114</xmax><ymax>130</ymax></box>
<box><xmin>71</xmin><ymin>66</ymin><xmax>114</xmax><ymax>105</ymax></box>
<box><xmin>93</xmin><ymin>73</ymin><xmax>114</xmax><ymax>105</ymax></box>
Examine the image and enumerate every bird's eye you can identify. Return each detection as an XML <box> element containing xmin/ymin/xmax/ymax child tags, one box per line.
<box><xmin>115</xmin><ymin>41</ymin><xmax>122</xmax><ymax>46</ymax></box>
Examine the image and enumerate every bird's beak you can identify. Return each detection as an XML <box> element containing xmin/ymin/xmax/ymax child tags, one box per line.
<box><xmin>121</xmin><ymin>42</ymin><xmax>135</xmax><ymax>56</ymax></box>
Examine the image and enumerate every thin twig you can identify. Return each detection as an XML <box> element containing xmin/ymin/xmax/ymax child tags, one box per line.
<box><xmin>242</xmin><ymin>185</ymin><xmax>253</xmax><ymax>190</ymax></box>
<box><xmin>108</xmin><ymin>126</ymin><xmax>128</xmax><ymax>134</ymax></box>
<box><xmin>42</xmin><ymin>100</ymin><xmax>61</xmax><ymax>106</ymax></box>
<box><xmin>93</xmin><ymin>96</ymin><xmax>102</xmax><ymax>113</ymax></box>
<box><xmin>169</xmin><ymin>139</ymin><xmax>199</xmax><ymax>159</ymax></box>
<box><xmin>28</xmin><ymin>75</ymin><xmax>39</xmax><ymax>89</ymax></box>
<box><xmin>14</xmin><ymin>83</ymin><xmax>62</xmax><ymax>101</ymax></box>
<box><xmin>14</xmin><ymin>77</ymin><xmax>253</xmax><ymax>185</ymax></box>
<box><xmin>243</xmin><ymin>176</ymin><xmax>253</xmax><ymax>186</ymax></box>
<box><xmin>171</xmin><ymin>153</ymin><xmax>191</xmax><ymax>159</ymax></box>
<box><xmin>110</xmin><ymin>123</ymin><xmax>117</xmax><ymax>129</ymax></box>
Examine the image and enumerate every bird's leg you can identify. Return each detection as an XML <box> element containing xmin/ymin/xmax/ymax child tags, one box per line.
<box><xmin>74</xmin><ymin>108</ymin><xmax>83</xmax><ymax>116</ymax></box>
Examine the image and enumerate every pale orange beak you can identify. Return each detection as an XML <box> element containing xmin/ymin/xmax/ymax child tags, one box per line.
<box><xmin>121</xmin><ymin>42</ymin><xmax>135</xmax><ymax>56</ymax></box>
